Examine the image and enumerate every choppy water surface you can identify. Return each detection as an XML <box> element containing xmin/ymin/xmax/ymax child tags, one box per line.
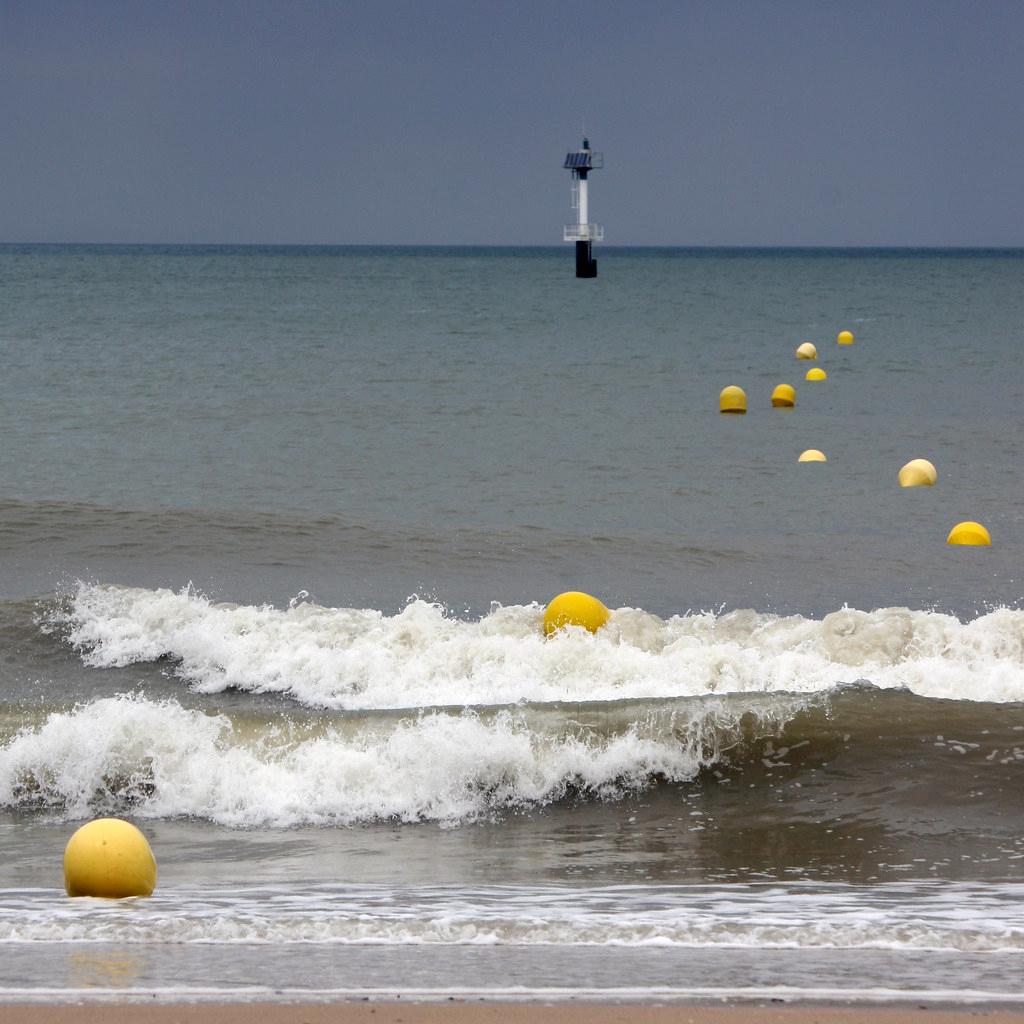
<box><xmin>0</xmin><ymin>245</ymin><xmax>1023</xmax><ymax>1002</ymax></box>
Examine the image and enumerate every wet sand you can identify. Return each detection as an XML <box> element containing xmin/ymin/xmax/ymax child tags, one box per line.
<box><xmin>2</xmin><ymin>1004</ymin><xmax>1024</xmax><ymax>1024</ymax></box>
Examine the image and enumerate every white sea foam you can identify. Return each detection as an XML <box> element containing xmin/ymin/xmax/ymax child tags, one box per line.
<box><xmin>3</xmin><ymin>881</ymin><xmax>1024</xmax><ymax>952</ymax></box>
<box><xmin>60</xmin><ymin>583</ymin><xmax>1024</xmax><ymax>708</ymax></box>
<box><xmin>0</xmin><ymin>694</ymin><xmax>771</xmax><ymax>825</ymax></box>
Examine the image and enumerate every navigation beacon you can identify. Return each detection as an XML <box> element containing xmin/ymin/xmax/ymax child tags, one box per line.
<box><xmin>563</xmin><ymin>137</ymin><xmax>603</xmax><ymax>278</ymax></box>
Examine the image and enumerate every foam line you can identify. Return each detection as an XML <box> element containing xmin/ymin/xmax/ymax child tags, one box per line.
<box><xmin>1</xmin><ymin>985</ymin><xmax>1023</xmax><ymax>1005</ymax></box>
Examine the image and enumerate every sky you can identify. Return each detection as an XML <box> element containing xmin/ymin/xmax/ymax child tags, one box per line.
<box><xmin>0</xmin><ymin>0</ymin><xmax>1021</xmax><ymax>246</ymax></box>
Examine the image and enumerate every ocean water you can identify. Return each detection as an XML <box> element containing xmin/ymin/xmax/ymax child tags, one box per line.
<box><xmin>1</xmin><ymin>244</ymin><xmax>1023</xmax><ymax>1004</ymax></box>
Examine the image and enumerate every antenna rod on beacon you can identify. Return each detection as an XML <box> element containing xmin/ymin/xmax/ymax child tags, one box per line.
<box><xmin>562</xmin><ymin>136</ymin><xmax>603</xmax><ymax>278</ymax></box>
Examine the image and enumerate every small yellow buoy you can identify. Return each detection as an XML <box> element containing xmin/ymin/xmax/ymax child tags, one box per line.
<box><xmin>719</xmin><ymin>385</ymin><xmax>747</xmax><ymax>414</ymax></box>
<box><xmin>64</xmin><ymin>818</ymin><xmax>157</xmax><ymax>899</ymax></box>
<box><xmin>796</xmin><ymin>342</ymin><xmax>817</xmax><ymax>360</ymax></box>
<box><xmin>543</xmin><ymin>591</ymin><xmax>610</xmax><ymax>637</ymax></box>
<box><xmin>771</xmin><ymin>384</ymin><xmax>796</xmax><ymax>408</ymax></box>
<box><xmin>805</xmin><ymin>367</ymin><xmax>827</xmax><ymax>381</ymax></box>
<box><xmin>946</xmin><ymin>521</ymin><xmax>991</xmax><ymax>546</ymax></box>
<box><xmin>798</xmin><ymin>449</ymin><xmax>827</xmax><ymax>462</ymax></box>
<box><xmin>837</xmin><ymin>330</ymin><xmax>855</xmax><ymax>345</ymax></box>
<box><xmin>898</xmin><ymin>459</ymin><xmax>937</xmax><ymax>488</ymax></box>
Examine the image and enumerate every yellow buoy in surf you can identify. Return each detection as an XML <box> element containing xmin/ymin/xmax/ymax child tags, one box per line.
<box><xmin>837</xmin><ymin>330</ymin><xmax>855</xmax><ymax>345</ymax></box>
<box><xmin>771</xmin><ymin>383</ymin><xmax>796</xmax><ymax>408</ymax></box>
<box><xmin>796</xmin><ymin>342</ymin><xmax>817</xmax><ymax>360</ymax></box>
<box><xmin>805</xmin><ymin>367</ymin><xmax>827</xmax><ymax>381</ymax></box>
<box><xmin>64</xmin><ymin>818</ymin><xmax>157</xmax><ymax>899</ymax></box>
<box><xmin>946</xmin><ymin>521</ymin><xmax>991</xmax><ymax>546</ymax></box>
<box><xmin>898</xmin><ymin>459</ymin><xmax>937</xmax><ymax>488</ymax></box>
<box><xmin>798</xmin><ymin>449</ymin><xmax>827</xmax><ymax>462</ymax></box>
<box><xmin>543</xmin><ymin>591</ymin><xmax>610</xmax><ymax>637</ymax></box>
<box><xmin>719</xmin><ymin>385</ymin><xmax>747</xmax><ymax>414</ymax></box>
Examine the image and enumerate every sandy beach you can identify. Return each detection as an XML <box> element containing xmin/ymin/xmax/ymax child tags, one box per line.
<box><xmin>4</xmin><ymin>1003</ymin><xmax>1024</xmax><ymax>1024</ymax></box>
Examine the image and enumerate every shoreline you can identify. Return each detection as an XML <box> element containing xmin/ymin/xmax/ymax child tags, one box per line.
<box><xmin>3</xmin><ymin>984</ymin><xmax>1024</xmax><ymax>1005</ymax></box>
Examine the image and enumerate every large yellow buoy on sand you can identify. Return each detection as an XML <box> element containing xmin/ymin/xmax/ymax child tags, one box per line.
<box><xmin>719</xmin><ymin>385</ymin><xmax>747</xmax><ymax>414</ymax></box>
<box><xmin>805</xmin><ymin>367</ymin><xmax>827</xmax><ymax>381</ymax></box>
<box><xmin>771</xmin><ymin>384</ymin><xmax>796</xmax><ymax>408</ymax></box>
<box><xmin>64</xmin><ymin>818</ymin><xmax>157</xmax><ymax>898</ymax></box>
<box><xmin>798</xmin><ymin>449</ymin><xmax>827</xmax><ymax>462</ymax></box>
<box><xmin>946</xmin><ymin>521</ymin><xmax>991</xmax><ymax>546</ymax></box>
<box><xmin>837</xmin><ymin>330</ymin><xmax>855</xmax><ymax>345</ymax></box>
<box><xmin>543</xmin><ymin>592</ymin><xmax>610</xmax><ymax>637</ymax></box>
<box><xmin>898</xmin><ymin>459</ymin><xmax>937</xmax><ymax>488</ymax></box>
<box><xmin>796</xmin><ymin>342</ymin><xmax>817</xmax><ymax>360</ymax></box>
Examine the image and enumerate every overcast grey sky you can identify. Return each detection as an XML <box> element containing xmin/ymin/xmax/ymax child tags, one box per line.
<box><xmin>1</xmin><ymin>1</ymin><xmax>1021</xmax><ymax>246</ymax></box>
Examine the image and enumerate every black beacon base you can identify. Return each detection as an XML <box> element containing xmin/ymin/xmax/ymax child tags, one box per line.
<box><xmin>575</xmin><ymin>240</ymin><xmax>597</xmax><ymax>278</ymax></box>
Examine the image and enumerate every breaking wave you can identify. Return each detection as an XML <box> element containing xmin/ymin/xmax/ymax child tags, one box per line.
<box><xmin>55</xmin><ymin>583</ymin><xmax>1024</xmax><ymax>708</ymax></box>
<box><xmin>0</xmin><ymin>692</ymin><xmax>801</xmax><ymax>826</ymax></box>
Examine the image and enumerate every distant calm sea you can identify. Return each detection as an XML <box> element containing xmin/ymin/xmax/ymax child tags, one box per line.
<box><xmin>1</xmin><ymin>244</ymin><xmax>1023</xmax><ymax>1005</ymax></box>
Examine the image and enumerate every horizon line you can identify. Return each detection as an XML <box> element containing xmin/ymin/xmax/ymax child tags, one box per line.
<box><xmin>2</xmin><ymin>241</ymin><xmax>1023</xmax><ymax>252</ymax></box>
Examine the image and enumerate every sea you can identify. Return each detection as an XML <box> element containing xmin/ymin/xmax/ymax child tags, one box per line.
<box><xmin>0</xmin><ymin>244</ymin><xmax>1023</xmax><ymax>1006</ymax></box>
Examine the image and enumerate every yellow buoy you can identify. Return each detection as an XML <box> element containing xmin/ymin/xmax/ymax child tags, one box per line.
<box><xmin>898</xmin><ymin>459</ymin><xmax>937</xmax><ymax>488</ymax></box>
<box><xmin>946</xmin><ymin>521</ymin><xmax>991</xmax><ymax>546</ymax></box>
<box><xmin>798</xmin><ymin>449</ymin><xmax>827</xmax><ymax>462</ymax></box>
<box><xmin>64</xmin><ymin>818</ymin><xmax>157</xmax><ymax>899</ymax></box>
<box><xmin>543</xmin><ymin>591</ymin><xmax>610</xmax><ymax>637</ymax></box>
<box><xmin>805</xmin><ymin>367</ymin><xmax>827</xmax><ymax>381</ymax></box>
<box><xmin>771</xmin><ymin>384</ymin><xmax>796</xmax><ymax>408</ymax></box>
<box><xmin>719</xmin><ymin>385</ymin><xmax>747</xmax><ymax>414</ymax></box>
<box><xmin>837</xmin><ymin>330</ymin><xmax>855</xmax><ymax>345</ymax></box>
<box><xmin>796</xmin><ymin>342</ymin><xmax>817</xmax><ymax>360</ymax></box>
